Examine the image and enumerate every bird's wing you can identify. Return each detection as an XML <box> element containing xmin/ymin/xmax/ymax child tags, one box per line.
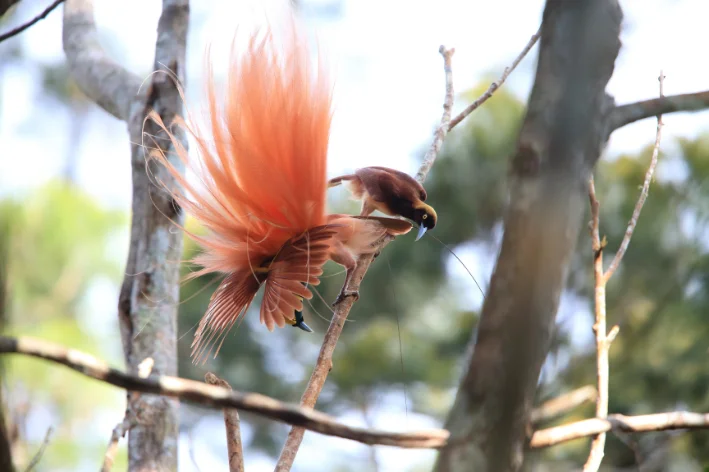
<box><xmin>260</xmin><ymin>225</ymin><xmax>341</xmax><ymax>331</ymax></box>
<box><xmin>355</xmin><ymin>167</ymin><xmax>427</xmax><ymax>202</ymax></box>
<box><xmin>191</xmin><ymin>269</ymin><xmax>264</xmax><ymax>364</ymax></box>
<box><xmin>349</xmin><ymin>215</ymin><xmax>413</xmax><ymax>235</ymax></box>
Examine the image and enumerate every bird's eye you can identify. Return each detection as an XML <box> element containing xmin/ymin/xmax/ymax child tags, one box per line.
<box><xmin>422</xmin><ymin>214</ymin><xmax>428</xmax><ymax>220</ymax></box>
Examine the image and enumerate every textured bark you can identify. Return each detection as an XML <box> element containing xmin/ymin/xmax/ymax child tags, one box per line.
<box><xmin>433</xmin><ymin>1</ymin><xmax>622</xmax><ymax>471</ymax></box>
<box><xmin>117</xmin><ymin>1</ymin><xmax>189</xmax><ymax>470</ymax></box>
<box><xmin>63</xmin><ymin>0</ymin><xmax>189</xmax><ymax>470</ymax></box>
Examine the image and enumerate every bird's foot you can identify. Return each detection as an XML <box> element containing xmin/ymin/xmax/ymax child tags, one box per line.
<box><xmin>332</xmin><ymin>290</ymin><xmax>360</xmax><ymax>306</ymax></box>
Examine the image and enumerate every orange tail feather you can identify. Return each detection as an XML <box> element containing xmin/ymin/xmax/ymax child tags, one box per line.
<box><xmin>146</xmin><ymin>17</ymin><xmax>336</xmax><ymax>361</ymax></box>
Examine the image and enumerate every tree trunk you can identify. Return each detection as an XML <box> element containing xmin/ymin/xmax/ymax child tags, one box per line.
<box><xmin>117</xmin><ymin>2</ymin><xmax>189</xmax><ymax>470</ymax></box>
<box><xmin>63</xmin><ymin>0</ymin><xmax>189</xmax><ymax>469</ymax></box>
<box><xmin>433</xmin><ymin>1</ymin><xmax>623</xmax><ymax>471</ymax></box>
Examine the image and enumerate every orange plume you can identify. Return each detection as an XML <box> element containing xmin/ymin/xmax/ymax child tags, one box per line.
<box><xmin>147</xmin><ymin>18</ymin><xmax>412</xmax><ymax>364</ymax></box>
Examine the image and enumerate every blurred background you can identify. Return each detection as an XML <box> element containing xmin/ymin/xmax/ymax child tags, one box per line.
<box><xmin>2</xmin><ymin>0</ymin><xmax>709</xmax><ymax>470</ymax></box>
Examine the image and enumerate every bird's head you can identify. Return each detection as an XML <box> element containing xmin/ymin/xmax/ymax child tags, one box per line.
<box><xmin>412</xmin><ymin>202</ymin><xmax>437</xmax><ymax>241</ymax></box>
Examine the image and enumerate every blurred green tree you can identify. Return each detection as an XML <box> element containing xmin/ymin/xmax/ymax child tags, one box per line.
<box><xmin>1</xmin><ymin>182</ymin><xmax>128</xmax><ymax>470</ymax></box>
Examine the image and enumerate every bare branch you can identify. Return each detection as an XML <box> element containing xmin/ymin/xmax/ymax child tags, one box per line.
<box><xmin>101</xmin><ymin>416</ymin><xmax>133</xmax><ymax>472</ymax></box>
<box><xmin>584</xmin><ymin>175</ymin><xmax>615</xmax><ymax>472</ymax></box>
<box><xmin>530</xmin><ymin>386</ymin><xmax>597</xmax><ymax>424</ymax></box>
<box><xmin>205</xmin><ymin>373</ymin><xmax>244</xmax><ymax>472</ymax></box>
<box><xmin>583</xmin><ymin>72</ymin><xmax>666</xmax><ymax>472</ymax></box>
<box><xmin>115</xmin><ymin>0</ymin><xmax>189</xmax><ymax>469</ymax></box>
<box><xmin>447</xmin><ymin>27</ymin><xmax>541</xmax><ymax>132</ymax></box>
<box><xmin>275</xmin><ymin>46</ymin><xmax>458</xmax><ymax>471</ymax></box>
<box><xmin>24</xmin><ymin>426</ymin><xmax>53</xmax><ymax>472</ymax></box>
<box><xmin>3</xmin><ymin>335</ymin><xmax>707</xmax><ymax>454</ymax></box>
<box><xmin>62</xmin><ymin>0</ymin><xmax>143</xmax><ymax>121</ymax></box>
<box><xmin>603</xmin><ymin>72</ymin><xmax>666</xmax><ymax>283</ymax></box>
<box><xmin>531</xmin><ymin>412</ymin><xmax>709</xmax><ymax>448</ymax></box>
<box><xmin>610</xmin><ymin>89</ymin><xmax>709</xmax><ymax>132</ymax></box>
<box><xmin>0</xmin><ymin>335</ymin><xmax>451</xmax><ymax>449</ymax></box>
<box><xmin>101</xmin><ymin>357</ymin><xmax>151</xmax><ymax>472</ymax></box>
<box><xmin>415</xmin><ymin>46</ymin><xmax>455</xmax><ymax>183</ymax></box>
<box><xmin>0</xmin><ymin>0</ymin><xmax>65</xmax><ymax>43</ymax></box>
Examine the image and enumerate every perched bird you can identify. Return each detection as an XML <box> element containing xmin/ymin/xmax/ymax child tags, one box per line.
<box><xmin>146</xmin><ymin>20</ymin><xmax>411</xmax><ymax>363</ymax></box>
<box><xmin>328</xmin><ymin>166</ymin><xmax>437</xmax><ymax>241</ymax></box>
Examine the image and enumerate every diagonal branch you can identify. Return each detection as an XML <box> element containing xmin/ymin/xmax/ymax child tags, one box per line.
<box><xmin>62</xmin><ymin>0</ymin><xmax>142</xmax><ymax>121</ymax></box>
<box><xmin>0</xmin><ymin>0</ymin><xmax>65</xmax><ymax>44</ymax></box>
<box><xmin>447</xmin><ymin>26</ymin><xmax>541</xmax><ymax>132</ymax></box>
<box><xmin>609</xmin><ymin>89</ymin><xmax>709</xmax><ymax>132</ymax></box>
<box><xmin>275</xmin><ymin>45</ymin><xmax>457</xmax><ymax>472</ymax></box>
<box><xmin>603</xmin><ymin>72</ymin><xmax>666</xmax><ymax>283</ymax></box>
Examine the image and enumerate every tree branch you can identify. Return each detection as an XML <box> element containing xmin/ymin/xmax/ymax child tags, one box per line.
<box><xmin>274</xmin><ymin>46</ymin><xmax>457</xmax><ymax>472</ymax></box>
<box><xmin>0</xmin><ymin>335</ymin><xmax>450</xmax><ymax>449</ymax></box>
<box><xmin>610</xmin><ymin>89</ymin><xmax>709</xmax><ymax>132</ymax></box>
<box><xmin>530</xmin><ymin>385</ymin><xmax>597</xmax><ymax>424</ymax></box>
<box><xmin>415</xmin><ymin>46</ymin><xmax>455</xmax><ymax>182</ymax></box>
<box><xmin>24</xmin><ymin>426</ymin><xmax>52</xmax><ymax>472</ymax></box>
<box><xmin>117</xmin><ymin>0</ymin><xmax>189</xmax><ymax>468</ymax></box>
<box><xmin>603</xmin><ymin>72</ymin><xmax>665</xmax><ymax>283</ymax></box>
<box><xmin>3</xmin><ymin>335</ymin><xmax>708</xmax><ymax>453</ymax></box>
<box><xmin>62</xmin><ymin>0</ymin><xmax>143</xmax><ymax>121</ymax></box>
<box><xmin>447</xmin><ymin>27</ymin><xmax>541</xmax><ymax>132</ymax></box>
<box><xmin>0</xmin><ymin>0</ymin><xmax>65</xmax><ymax>44</ymax></box>
<box><xmin>582</xmin><ymin>72</ymin><xmax>665</xmax><ymax>472</ymax></box>
<box><xmin>205</xmin><ymin>373</ymin><xmax>244</xmax><ymax>472</ymax></box>
<box><xmin>434</xmin><ymin>1</ymin><xmax>623</xmax><ymax>471</ymax></box>
<box><xmin>63</xmin><ymin>0</ymin><xmax>189</xmax><ymax>469</ymax></box>
<box><xmin>531</xmin><ymin>412</ymin><xmax>709</xmax><ymax>448</ymax></box>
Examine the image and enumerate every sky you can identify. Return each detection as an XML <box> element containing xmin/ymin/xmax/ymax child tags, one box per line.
<box><xmin>1</xmin><ymin>0</ymin><xmax>709</xmax><ymax>471</ymax></box>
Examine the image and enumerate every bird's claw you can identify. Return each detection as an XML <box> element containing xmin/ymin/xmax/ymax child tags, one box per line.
<box><xmin>332</xmin><ymin>290</ymin><xmax>360</xmax><ymax>306</ymax></box>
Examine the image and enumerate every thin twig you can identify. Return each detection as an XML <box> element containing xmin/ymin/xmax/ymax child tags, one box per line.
<box><xmin>603</xmin><ymin>72</ymin><xmax>666</xmax><ymax>283</ymax></box>
<box><xmin>530</xmin><ymin>385</ymin><xmax>597</xmax><ymax>424</ymax></box>
<box><xmin>24</xmin><ymin>426</ymin><xmax>53</xmax><ymax>472</ymax></box>
<box><xmin>101</xmin><ymin>357</ymin><xmax>152</xmax><ymax>472</ymax></box>
<box><xmin>531</xmin><ymin>411</ymin><xmax>709</xmax><ymax>448</ymax></box>
<box><xmin>275</xmin><ymin>46</ymin><xmax>457</xmax><ymax>472</ymax></box>
<box><xmin>447</xmin><ymin>26</ymin><xmax>541</xmax><ymax>131</ymax></box>
<box><xmin>584</xmin><ymin>175</ymin><xmax>612</xmax><ymax>471</ymax></box>
<box><xmin>415</xmin><ymin>46</ymin><xmax>456</xmax><ymax>183</ymax></box>
<box><xmin>101</xmin><ymin>416</ymin><xmax>133</xmax><ymax>472</ymax></box>
<box><xmin>205</xmin><ymin>373</ymin><xmax>244</xmax><ymax>472</ymax></box>
<box><xmin>0</xmin><ymin>0</ymin><xmax>65</xmax><ymax>43</ymax></box>
<box><xmin>583</xmin><ymin>72</ymin><xmax>666</xmax><ymax>472</ymax></box>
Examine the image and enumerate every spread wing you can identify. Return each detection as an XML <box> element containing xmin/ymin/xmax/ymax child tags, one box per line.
<box><xmin>191</xmin><ymin>269</ymin><xmax>264</xmax><ymax>365</ymax></box>
<box><xmin>260</xmin><ymin>225</ymin><xmax>341</xmax><ymax>331</ymax></box>
<box><xmin>355</xmin><ymin>166</ymin><xmax>427</xmax><ymax>203</ymax></box>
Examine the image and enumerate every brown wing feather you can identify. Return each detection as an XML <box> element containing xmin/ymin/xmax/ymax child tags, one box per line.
<box><xmin>357</xmin><ymin>167</ymin><xmax>427</xmax><ymax>201</ymax></box>
<box><xmin>349</xmin><ymin>215</ymin><xmax>413</xmax><ymax>235</ymax></box>
<box><xmin>191</xmin><ymin>270</ymin><xmax>264</xmax><ymax>364</ymax></box>
<box><xmin>260</xmin><ymin>225</ymin><xmax>341</xmax><ymax>330</ymax></box>
<box><xmin>356</xmin><ymin>167</ymin><xmax>426</xmax><ymax>207</ymax></box>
